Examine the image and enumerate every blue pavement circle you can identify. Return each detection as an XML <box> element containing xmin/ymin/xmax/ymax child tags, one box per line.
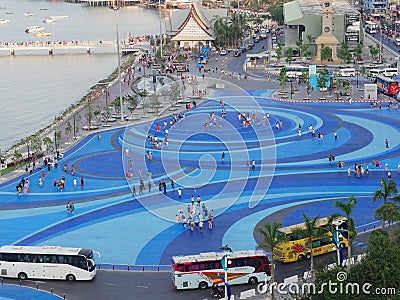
<box><xmin>0</xmin><ymin>284</ymin><xmax>62</xmax><ymax>300</ymax></box>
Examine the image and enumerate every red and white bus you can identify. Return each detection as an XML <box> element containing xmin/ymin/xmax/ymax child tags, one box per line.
<box><xmin>171</xmin><ymin>250</ymin><xmax>271</xmax><ymax>290</ymax></box>
<box><xmin>375</xmin><ymin>75</ymin><xmax>399</xmax><ymax>96</ymax></box>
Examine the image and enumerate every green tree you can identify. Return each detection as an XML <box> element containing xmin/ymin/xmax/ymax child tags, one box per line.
<box><xmin>256</xmin><ymin>222</ymin><xmax>288</xmax><ymax>299</ymax></box>
<box><xmin>373</xmin><ymin>178</ymin><xmax>400</xmax><ymax>228</ymax></box>
<box><xmin>42</xmin><ymin>137</ymin><xmax>53</xmax><ymax>154</ymax></box>
<box><xmin>55</xmin><ymin>130</ymin><xmax>62</xmax><ymax>149</ymax></box>
<box><xmin>369</xmin><ymin>45</ymin><xmax>379</xmax><ymax>61</ymax></box>
<box><xmin>330</xmin><ymin>196</ymin><xmax>357</xmax><ymax>271</ymax></box>
<box><xmin>339</xmin><ymin>42</ymin><xmax>352</xmax><ymax>63</ymax></box>
<box><xmin>317</xmin><ymin>68</ymin><xmax>329</xmax><ymax>99</ymax></box>
<box><xmin>353</xmin><ymin>43</ymin><xmax>363</xmax><ymax>61</ymax></box>
<box><xmin>277</xmin><ymin>67</ymin><xmax>288</xmax><ymax>93</ymax></box>
<box><xmin>13</xmin><ymin>150</ymin><xmax>22</xmax><ymax>168</ymax></box>
<box><xmin>296</xmin><ymin>39</ymin><xmax>310</xmax><ymax>62</ymax></box>
<box><xmin>320</xmin><ymin>45</ymin><xmax>332</xmax><ymax>61</ymax></box>
<box><xmin>292</xmin><ymin>214</ymin><xmax>329</xmax><ymax>279</ymax></box>
<box><xmin>65</xmin><ymin>121</ymin><xmax>72</xmax><ymax>144</ymax></box>
<box><xmin>30</xmin><ymin>135</ymin><xmax>42</xmax><ymax>161</ymax></box>
<box><xmin>285</xmin><ymin>47</ymin><xmax>293</xmax><ymax>65</ymax></box>
<box><xmin>274</xmin><ymin>43</ymin><xmax>284</xmax><ymax>65</ymax></box>
<box><xmin>270</xmin><ymin>3</ymin><xmax>284</xmax><ymax>24</ymax></box>
<box><xmin>375</xmin><ymin>202</ymin><xmax>400</xmax><ymax>233</ymax></box>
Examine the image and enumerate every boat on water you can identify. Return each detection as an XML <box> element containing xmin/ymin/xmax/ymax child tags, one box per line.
<box><xmin>43</xmin><ymin>17</ymin><xmax>56</xmax><ymax>23</ymax></box>
<box><xmin>50</xmin><ymin>15</ymin><xmax>69</xmax><ymax>19</ymax></box>
<box><xmin>25</xmin><ymin>26</ymin><xmax>45</xmax><ymax>33</ymax></box>
<box><xmin>4</xmin><ymin>11</ymin><xmax>14</xmax><ymax>15</ymax></box>
<box><xmin>36</xmin><ymin>32</ymin><xmax>52</xmax><ymax>37</ymax></box>
<box><xmin>39</xmin><ymin>8</ymin><xmax>48</xmax><ymax>10</ymax></box>
<box><xmin>23</xmin><ymin>12</ymin><xmax>34</xmax><ymax>17</ymax></box>
<box><xmin>0</xmin><ymin>19</ymin><xmax>10</xmax><ymax>24</ymax></box>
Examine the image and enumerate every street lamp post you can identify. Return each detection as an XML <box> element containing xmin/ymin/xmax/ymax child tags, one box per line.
<box><xmin>110</xmin><ymin>4</ymin><xmax>124</xmax><ymax>122</ymax></box>
<box><xmin>159</xmin><ymin>0</ymin><xmax>163</xmax><ymax>61</ymax></box>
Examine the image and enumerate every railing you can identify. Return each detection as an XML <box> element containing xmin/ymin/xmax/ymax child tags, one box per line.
<box><xmin>97</xmin><ymin>263</ymin><xmax>170</xmax><ymax>271</ymax></box>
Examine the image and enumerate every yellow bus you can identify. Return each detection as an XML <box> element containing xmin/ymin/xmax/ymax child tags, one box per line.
<box><xmin>273</xmin><ymin>217</ymin><xmax>348</xmax><ymax>263</ymax></box>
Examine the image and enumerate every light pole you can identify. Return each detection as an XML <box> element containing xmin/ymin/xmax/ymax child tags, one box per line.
<box><xmin>220</xmin><ymin>245</ymin><xmax>232</xmax><ymax>300</ymax></box>
<box><xmin>110</xmin><ymin>4</ymin><xmax>124</xmax><ymax>122</ymax></box>
<box><xmin>159</xmin><ymin>0</ymin><xmax>163</xmax><ymax>61</ymax></box>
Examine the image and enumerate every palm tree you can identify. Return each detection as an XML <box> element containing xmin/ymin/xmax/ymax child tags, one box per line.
<box><xmin>373</xmin><ymin>178</ymin><xmax>400</xmax><ymax>228</ymax></box>
<box><xmin>277</xmin><ymin>67</ymin><xmax>288</xmax><ymax>93</ymax></box>
<box><xmin>375</xmin><ymin>203</ymin><xmax>400</xmax><ymax>234</ymax></box>
<box><xmin>256</xmin><ymin>222</ymin><xmax>287</xmax><ymax>299</ymax></box>
<box><xmin>42</xmin><ymin>137</ymin><xmax>53</xmax><ymax>154</ymax></box>
<box><xmin>292</xmin><ymin>214</ymin><xmax>329</xmax><ymax>279</ymax></box>
<box><xmin>330</xmin><ymin>196</ymin><xmax>357</xmax><ymax>271</ymax></box>
<box><xmin>285</xmin><ymin>47</ymin><xmax>293</xmax><ymax>65</ymax></box>
<box><xmin>65</xmin><ymin>121</ymin><xmax>72</xmax><ymax>144</ymax></box>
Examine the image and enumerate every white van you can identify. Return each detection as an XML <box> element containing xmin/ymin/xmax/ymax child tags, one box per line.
<box><xmin>396</xmin><ymin>38</ymin><xmax>400</xmax><ymax>46</ymax></box>
<box><xmin>368</xmin><ymin>69</ymin><xmax>383</xmax><ymax>79</ymax></box>
<box><xmin>382</xmin><ymin>68</ymin><xmax>398</xmax><ymax>77</ymax></box>
<box><xmin>337</xmin><ymin>68</ymin><xmax>356</xmax><ymax>77</ymax></box>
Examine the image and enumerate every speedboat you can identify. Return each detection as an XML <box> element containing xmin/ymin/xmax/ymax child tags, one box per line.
<box><xmin>43</xmin><ymin>17</ymin><xmax>56</xmax><ymax>23</ymax></box>
<box><xmin>0</xmin><ymin>19</ymin><xmax>10</xmax><ymax>24</ymax></box>
<box><xmin>23</xmin><ymin>12</ymin><xmax>34</xmax><ymax>17</ymax></box>
<box><xmin>50</xmin><ymin>15</ymin><xmax>69</xmax><ymax>19</ymax></box>
<box><xmin>36</xmin><ymin>32</ymin><xmax>52</xmax><ymax>37</ymax></box>
<box><xmin>25</xmin><ymin>26</ymin><xmax>45</xmax><ymax>33</ymax></box>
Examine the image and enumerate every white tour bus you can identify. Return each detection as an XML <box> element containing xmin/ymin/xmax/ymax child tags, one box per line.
<box><xmin>382</xmin><ymin>68</ymin><xmax>398</xmax><ymax>77</ymax></box>
<box><xmin>171</xmin><ymin>250</ymin><xmax>271</xmax><ymax>290</ymax></box>
<box><xmin>0</xmin><ymin>245</ymin><xmax>97</xmax><ymax>281</ymax></box>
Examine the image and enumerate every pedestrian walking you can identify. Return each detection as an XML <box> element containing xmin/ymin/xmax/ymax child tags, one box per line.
<box><xmin>251</xmin><ymin>159</ymin><xmax>255</xmax><ymax>171</ymax></box>
<box><xmin>73</xmin><ymin>178</ymin><xmax>77</xmax><ymax>188</ymax></box>
<box><xmin>386</xmin><ymin>138</ymin><xmax>389</xmax><ymax>148</ymax></box>
<box><xmin>80</xmin><ymin>176</ymin><xmax>84</xmax><ymax>187</ymax></box>
<box><xmin>334</xmin><ymin>131</ymin><xmax>338</xmax><ymax>141</ymax></box>
<box><xmin>199</xmin><ymin>220</ymin><xmax>203</xmax><ymax>233</ymax></box>
<box><xmin>178</xmin><ymin>188</ymin><xmax>182</xmax><ymax>199</ymax></box>
<box><xmin>221</xmin><ymin>152</ymin><xmax>225</xmax><ymax>162</ymax></box>
<box><xmin>170</xmin><ymin>179</ymin><xmax>175</xmax><ymax>190</ymax></box>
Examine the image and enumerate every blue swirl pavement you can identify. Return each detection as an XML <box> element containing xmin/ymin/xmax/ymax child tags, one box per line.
<box><xmin>0</xmin><ymin>91</ymin><xmax>399</xmax><ymax>266</ymax></box>
<box><xmin>0</xmin><ymin>284</ymin><xmax>61</xmax><ymax>300</ymax></box>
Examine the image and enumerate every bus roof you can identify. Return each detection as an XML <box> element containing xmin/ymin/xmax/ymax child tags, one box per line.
<box><xmin>171</xmin><ymin>250</ymin><xmax>267</xmax><ymax>264</ymax></box>
<box><xmin>0</xmin><ymin>245</ymin><xmax>90</xmax><ymax>256</ymax></box>
<box><xmin>277</xmin><ymin>216</ymin><xmax>347</xmax><ymax>235</ymax></box>
<box><xmin>376</xmin><ymin>75</ymin><xmax>398</xmax><ymax>82</ymax></box>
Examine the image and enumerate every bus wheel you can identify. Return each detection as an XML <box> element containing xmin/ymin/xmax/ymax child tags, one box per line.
<box><xmin>297</xmin><ymin>255</ymin><xmax>305</xmax><ymax>262</ymax></box>
<box><xmin>18</xmin><ymin>272</ymin><xmax>27</xmax><ymax>280</ymax></box>
<box><xmin>198</xmin><ymin>282</ymin><xmax>208</xmax><ymax>290</ymax></box>
<box><xmin>306</xmin><ymin>252</ymin><xmax>312</xmax><ymax>259</ymax></box>
<box><xmin>248</xmin><ymin>277</ymin><xmax>258</xmax><ymax>285</ymax></box>
<box><xmin>66</xmin><ymin>274</ymin><xmax>76</xmax><ymax>281</ymax></box>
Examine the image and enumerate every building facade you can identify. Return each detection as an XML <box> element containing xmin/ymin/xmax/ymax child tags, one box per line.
<box><xmin>283</xmin><ymin>0</ymin><xmax>363</xmax><ymax>58</ymax></box>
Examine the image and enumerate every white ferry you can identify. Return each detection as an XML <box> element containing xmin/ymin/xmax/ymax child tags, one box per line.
<box><xmin>25</xmin><ymin>26</ymin><xmax>45</xmax><ymax>33</ymax></box>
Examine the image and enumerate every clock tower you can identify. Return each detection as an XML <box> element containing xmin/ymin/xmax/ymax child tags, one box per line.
<box><xmin>313</xmin><ymin>0</ymin><xmax>341</xmax><ymax>63</ymax></box>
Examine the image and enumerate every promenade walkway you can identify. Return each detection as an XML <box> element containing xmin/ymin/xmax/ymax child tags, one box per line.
<box><xmin>0</xmin><ymin>64</ymin><xmax>399</xmax><ymax>269</ymax></box>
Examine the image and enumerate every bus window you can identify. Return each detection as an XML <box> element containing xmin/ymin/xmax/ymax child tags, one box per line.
<box><xmin>191</xmin><ymin>263</ymin><xmax>200</xmax><ymax>271</ymax></box>
<box><xmin>184</xmin><ymin>264</ymin><xmax>190</xmax><ymax>272</ymax></box>
<box><xmin>177</xmin><ymin>264</ymin><xmax>184</xmax><ymax>271</ymax></box>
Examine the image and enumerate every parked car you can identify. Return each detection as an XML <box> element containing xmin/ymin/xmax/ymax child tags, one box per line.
<box><xmin>220</xmin><ymin>49</ymin><xmax>227</xmax><ymax>56</ymax></box>
<box><xmin>234</xmin><ymin>50</ymin><xmax>241</xmax><ymax>57</ymax></box>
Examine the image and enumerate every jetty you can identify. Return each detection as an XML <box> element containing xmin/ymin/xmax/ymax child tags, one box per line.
<box><xmin>0</xmin><ymin>40</ymin><xmax>145</xmax><ymax>56</ymax></box>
